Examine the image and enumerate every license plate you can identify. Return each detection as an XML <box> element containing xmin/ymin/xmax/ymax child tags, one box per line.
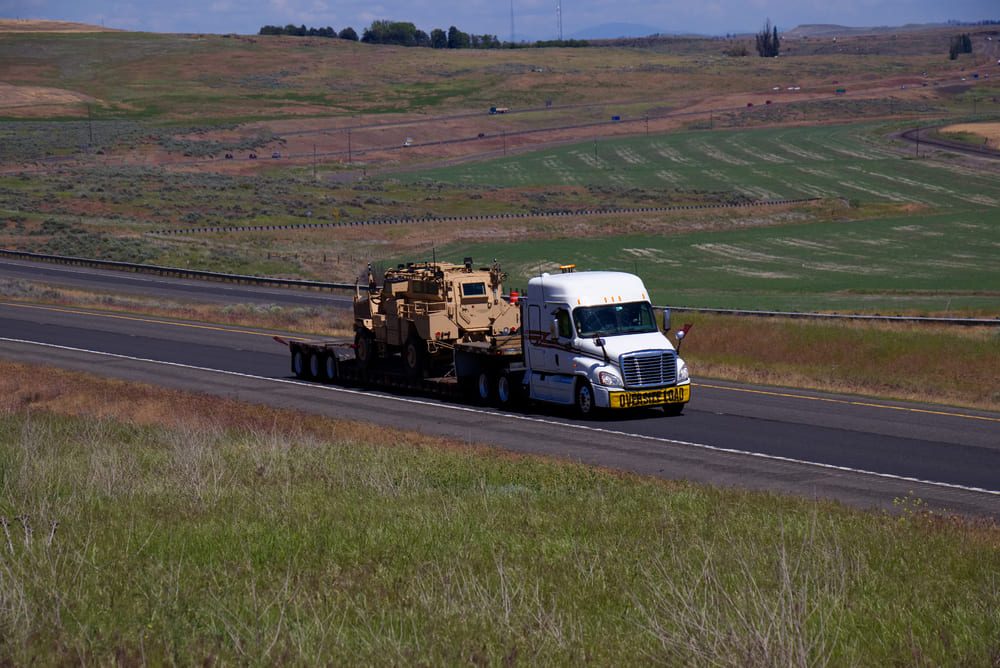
<box><xmin>609</xmin><ymin>385</ymin><xmax>690</xmax><ymax>409</ymax></box>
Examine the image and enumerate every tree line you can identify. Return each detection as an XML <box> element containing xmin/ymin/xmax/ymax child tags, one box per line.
<box><xmin>948</xmin><ymin>33</ymin><xmax>973</xmax><ymax>60</ymax></box>
<box><xmin>755</xmin><ymin>19</ymin><xmax>780</xmax><ymax>57</ymax></box>
<box><xmin>259</xmin><ymin>24</ymin><xmax>358</xmax><ymax>40</ymax></box>
<box><xmin>259</xmin><ymin>21</ymin><xmax>504</xmax><ymax>48</ymax></box>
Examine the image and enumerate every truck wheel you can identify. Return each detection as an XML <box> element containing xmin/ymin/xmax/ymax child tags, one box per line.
<box><xmin>291</xmin><ymin>348</ymin><xmax>307</xmax><ymax>378</ymax></box>
<box><xmin>663</xmin><ymin>403</ymin><xmax>684</xmax><ymax>417</ymax></box>
<box><xmin>477</xmin><ymin>371</ymin><xmax>493</xmax><ymax>404</ymax></box>
<box><xmin>355</xmin><ymin>331</ymin><xmax>374</xmax><ymax>370</ymax></box>
<box><xmin>575</xmin><ymin>380</ymin><xmax>596</xmax><ymax>417</ymax></box>
<box><xmin>496</xmin><ymin>373</ymin><xmax>516</xmax><ymax>407</ymax></box>
<box><xmin>404</xmin><ymin>337</ymin><xmax>425</xmax><ymax>380</ymax></box>
<box><xmin>308</xmin><ymin>352</ymin><xmax>321</xmax><ymax>380</ymax></box>
<box><xmin>322</xmin><ymin>353</ymin><xmax>338</xmax><ymax>383</ymax></box>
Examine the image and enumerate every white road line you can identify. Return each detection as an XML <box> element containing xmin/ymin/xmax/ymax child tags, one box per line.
<box><xmin>2</xmin><ymin>336</ymin><xmax>998</xmax><ymax>499</ymax></box>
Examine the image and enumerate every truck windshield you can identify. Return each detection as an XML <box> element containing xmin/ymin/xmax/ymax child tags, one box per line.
<box><xmin>573</xmin><ymin>302</ymin><xmax>657</xmax><ymax>337</ymax></box>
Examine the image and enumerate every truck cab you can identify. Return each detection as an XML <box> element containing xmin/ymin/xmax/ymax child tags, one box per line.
<box><xmin>521</xmin><ymin>268</ymin><xmax>690</xmax><ymax>415</ymax></box>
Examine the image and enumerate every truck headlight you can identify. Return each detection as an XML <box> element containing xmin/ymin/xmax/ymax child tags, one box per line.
<box><xmin>677</xmin><ymin>358</ymin><xmax>689</xmax><ymax>383</ymax></box>
<box><xmin>598</xmin><ymin>370</ymin><xmax>623</xmax><ymax>387</ymax></box>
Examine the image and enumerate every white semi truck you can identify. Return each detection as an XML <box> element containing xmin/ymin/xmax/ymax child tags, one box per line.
<box><xmin>279</xmin><ymin>261</ymin><xmax>690</xmax><ymax>416</ymax></box>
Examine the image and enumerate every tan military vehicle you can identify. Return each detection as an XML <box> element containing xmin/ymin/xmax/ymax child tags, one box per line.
<box><xmin>353</xmin><ymin>257</ymin><xmax>521</xmax><ymax>377</ymax></box>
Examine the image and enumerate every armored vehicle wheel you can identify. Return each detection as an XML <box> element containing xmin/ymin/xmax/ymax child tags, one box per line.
<box><xmin>354</xmin><ymin>331</ymin><xmax>374</xmax><ymax>370</ymax></box>
<box><xmin>404</xmin><ymin>336</ymin><xmax>426</xmax><ymax>380</ymax></box>
<box><xmin>575</xmin><ymin>380</ymin><xmax>596</xmax><ymax>417</ymax></box>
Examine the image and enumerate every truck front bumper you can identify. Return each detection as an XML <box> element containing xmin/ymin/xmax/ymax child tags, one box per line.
<box><xmin>596</xmin><ymin>383</ymin><xmax>691</xmax><ymax>410</ymax></box>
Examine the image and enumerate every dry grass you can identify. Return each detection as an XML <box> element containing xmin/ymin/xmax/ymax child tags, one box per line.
<box><xmin>939</xmin><ymin>122</ymin><xmax>1000</xmax><ymax>149</ymax></box>
<box><xmin>0</xmin><ymin>361</ymin><xmax>998</xmax><ymax>664</ymax></box>
<box><xmin>682</xmin><ymin>313</ymin><xmax>1000</xmax><ymax>411</ymax></box>
<box><xmin>0</xmin><ymin>19</ymin><xmax>117</xmax><ymax>33</ymax></box>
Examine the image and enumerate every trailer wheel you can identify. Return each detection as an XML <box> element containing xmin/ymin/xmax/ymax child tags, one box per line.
<box><xmin>322</xmin><ymin>353</ymin><xmax>338</xmax><ymax>383</ymax></box>
<box><xmin>291</xmin><ymin>348</ymin><xmax>307</xmax><ymax>378</ymax></box>
<box><xmin>575</xmin><ymin>380</ymin><xmax>596</xmax><ymax>417</ymax></box>
<box><xmin>355</xmin><ymin>331</ymin><xmax>374</xmax><ymax>370</ymax></box>
<box><xmin>477</xmin><ymin>371</ymin><xmax>493</xmax><ymax>404</ymax></box>
<box><xmin>308</xmin><ymin>351</ymin><xmax>321</xmax><ymax>380</ymax></box>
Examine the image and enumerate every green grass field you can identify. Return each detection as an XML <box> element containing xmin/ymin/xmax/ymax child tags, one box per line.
<box><xmin>426</xmin><ymin>210</ymin><xmax>1000</xmax><ymax>312</ymax></box>
<box><xmin>402</xmin><ymin>123</ymin><xmax>1000</xmax><ymax>209</ymax></box>
<box><xmin>398</xmin><ymin>123</ymin><xmax>1000</xmax><ymax>313</ymax></box>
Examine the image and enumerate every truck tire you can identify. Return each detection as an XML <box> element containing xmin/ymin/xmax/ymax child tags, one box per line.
<box><xmin>496</xmin><ymin>372</ymin><xmax>516</xmax><ymax>408</ymax></box>
<box><xmin>291</xmin><ymin>348</ymin><xmax>307</xmax><ymax>378</ymax></box>
<box><xmin>663</xmin><ymin>403</ymin><xmax>684</xmax><ymax>417</ymax></box>
<box><xmin>355</xmin><ymin>331</ymin><xmax>374</xmax><ymax>370</ymax></box>
<box><xmin>404</xmin><ymin>336</ymin><xmax>425</xmax><ymax>381</ymax></box>
<box><xmin>477</xmin><ymin>371</ymin><xmax>493</xmax><ymax>404</ymax></box>
<box><xmin>308</xmin><ymin>352</ymin><xmax>321</xmax><ymax>380</ymax></box>
<box><xmin>575</xmin><ymin>380</ymin><xmax>597</xmax><ymax>417</ymax></box>
<box><xmin>321</xmin><ymin>353</ymin><xmax>338</xmax><ymax>383</ymax></box>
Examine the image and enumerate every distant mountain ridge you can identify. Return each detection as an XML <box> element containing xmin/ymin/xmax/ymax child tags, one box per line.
<box><xmin>783</xmin><ymin>22</ymin><xmax>973</xmax><ymax>38</ymax></box>
<box><xmin>568</xmin><ymin>22</ymin><xmax>666</xmax><ymax>40</ymax></box>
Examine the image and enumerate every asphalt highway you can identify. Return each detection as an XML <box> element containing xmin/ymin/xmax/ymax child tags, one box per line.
<box><xmin>1</xmin><ymin>299</ymin><xmax>998</xmax><ymax>519</ymax></box>
<box><xmin>0</xmin><ymin>257</ymin><xmax>354</xmax><ymax>307</ymax></box>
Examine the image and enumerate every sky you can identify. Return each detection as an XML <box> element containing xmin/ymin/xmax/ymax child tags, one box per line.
<box><xmin>1</xmin><ymin>0</ymin><xmax>997</xmax><ymax>41</ymax></box>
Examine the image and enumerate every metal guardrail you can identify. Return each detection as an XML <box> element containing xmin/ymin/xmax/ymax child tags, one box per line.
<box><xmin>2</xmin><ymin>248</ymin><xmax>997</xmax><ymax>326</ymax></box>
<box><xmin>667</xmin><ymin>306</ymin><xmax>999</xmax><ymax>327</ymax></box>
<box><xmin>146</xmin><ymin>198</ymin><xmax>820</xmax><ymax>236</ymax></box>
<box><xmin>0</xmin><ymin>248</ymin><xmax>355</xmax><ymax>291</ymax></box>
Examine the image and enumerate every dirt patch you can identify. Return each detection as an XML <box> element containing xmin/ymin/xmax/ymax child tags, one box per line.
<box><xmin>940</xmin><ymin>122</ymin><xmax>1000</xmax><ymax>150</ymax></box>
<box><xmin>0</xmin><ymin>82</ymin><xmax>94</xmax><ymax>112</ymax></box>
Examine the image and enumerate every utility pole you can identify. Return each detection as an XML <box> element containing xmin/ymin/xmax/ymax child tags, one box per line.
<box><xmin>509</xmin><ymin>0</ymin><xmax>515</xmax><ymax>45</ymax></box>
<box><xmin>556</xmin><ymin>0</ymin><xmax>563</xmax><ymax>41</ymax></box>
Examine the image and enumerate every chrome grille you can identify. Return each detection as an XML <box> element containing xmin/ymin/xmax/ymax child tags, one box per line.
<box><xmin>619</xmin><ymin>350</ymin><xmax>677</xmax><ymax>389</ymax></box>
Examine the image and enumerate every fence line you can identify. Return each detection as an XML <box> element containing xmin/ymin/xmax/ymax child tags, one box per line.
<box><xmin>4</xmin><ymin>248</ymin><xmax>997</xmax><ymax>326</ymax></box>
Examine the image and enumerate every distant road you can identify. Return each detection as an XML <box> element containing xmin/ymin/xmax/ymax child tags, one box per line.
<box><xmin>0</xmin><ymin>299</ymin><xmax>997</xmax><ymax>519</ymax></box>
<box><xmin>0</xmin><ymin>256</ymin><xmax>353</xmax><ymax>308</ymax></box>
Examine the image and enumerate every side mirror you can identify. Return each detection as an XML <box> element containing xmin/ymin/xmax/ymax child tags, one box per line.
<box><xmin>550</xmin><ymin>319</ymin><xmax>559</xmax><ymax>337</ymax></box>
<box><xmin>675</xmin><ymin>324</ymin><xmax>692</xmax><ymax>352</ymax></box>
<box><xmin>658</xmin><ymin>307</ymin><xmax>671</xmax><ymax>333</ymax></box>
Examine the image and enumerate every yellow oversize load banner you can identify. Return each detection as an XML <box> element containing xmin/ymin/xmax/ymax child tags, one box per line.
<box><xmin>609</xmin><ymin>385</ymin><xmax>690</xmax><ymax>409</ymax></box>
